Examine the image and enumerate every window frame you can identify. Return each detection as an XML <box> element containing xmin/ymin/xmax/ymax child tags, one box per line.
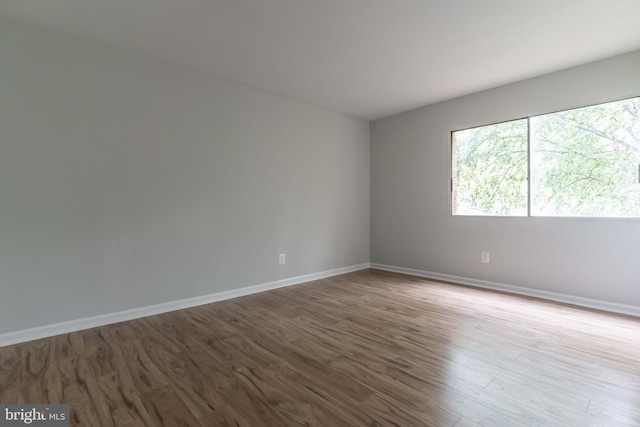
<box><xmin>450</xmin><ymin>95</ymin><xmax>640</xmax><ymax>220</ymax></box>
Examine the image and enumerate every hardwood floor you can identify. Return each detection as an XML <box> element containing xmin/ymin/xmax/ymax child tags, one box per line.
<box><xmin>1</xmin><ymin>269</ymin><xmax>639</xmax><ymax>426</ymax></box>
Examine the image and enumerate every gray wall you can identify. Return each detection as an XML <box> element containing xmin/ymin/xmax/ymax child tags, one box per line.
<box><xmin>0</xmin><ymin>18</ymin><xmax>370</xmax><ymax>334</ymax></box>
<box><xmin>371</xmin><ymin>51</ymin><xmax>640</xmax><ymax>306</ymax></box>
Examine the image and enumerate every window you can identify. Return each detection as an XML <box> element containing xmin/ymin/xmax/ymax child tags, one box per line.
<box><xmin>451</xmin><ymin>97</ymin><xmax>640</xmax><ymax>217</ymax></box>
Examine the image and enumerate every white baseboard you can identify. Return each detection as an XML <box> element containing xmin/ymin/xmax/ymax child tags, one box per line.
<box><xmin>370</xmin><ymin>263</ymin><xmax>640</xmax><ymax>318</ymax></box>
<box><xmin>4</xmin><ymin>262</ymin><xmax>636</xmax><ymax>347</ymax></box>
<box><xmin>0</xmin><ymin>263</ymin><xmax>370</xmax><ymax>347</ymax></box>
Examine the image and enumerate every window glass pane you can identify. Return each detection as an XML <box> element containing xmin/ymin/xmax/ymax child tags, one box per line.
<box><xmin>452</xmin><ymin>120</ymin><xmax>528</xmax><ymax>215</ymax></box>
<box><xmin>530</xmin><ymin>98</ymin><xmax>640</xmax><ymax>217</ymax></box>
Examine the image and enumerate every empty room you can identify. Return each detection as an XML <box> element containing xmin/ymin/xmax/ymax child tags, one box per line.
<box><xmin>1</xmin><ymin>1</ymin><xmax>639</xmax><ymax>426</ymax></box>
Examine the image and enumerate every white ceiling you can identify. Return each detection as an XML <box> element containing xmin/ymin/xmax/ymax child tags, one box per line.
<box><xmin>1</xmin><ymin>1</ymin><xmax>640</xmax><ymax>120</ymax></box>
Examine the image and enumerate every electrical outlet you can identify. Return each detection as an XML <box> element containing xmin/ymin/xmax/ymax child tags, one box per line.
<box><xmin>279</xmin><ymin>253</ymin><xmax>286</xmax><ymax>264</ymax></box>
<box><xmin>481</xmin><ymin>252</ymin><xmax>490</xmax><ymax>263</ymax></box>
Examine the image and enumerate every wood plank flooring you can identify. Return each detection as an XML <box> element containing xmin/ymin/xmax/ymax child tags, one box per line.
<box><xmin>1</xmin><ymin>269</ymin><xmax>639</xmax><ymax>426</ymax></box>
